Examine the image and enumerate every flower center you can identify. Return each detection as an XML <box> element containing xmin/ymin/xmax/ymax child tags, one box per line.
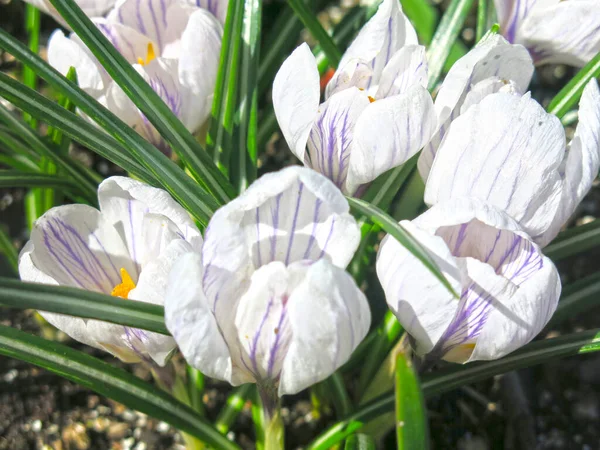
<box><xmin>111</xmin><ymin>268</ymin><xmax>136</xmax><ymax>299</ymax></box>
<box><xmin>368</xmin><ymin>95</ymin><xmax>375</xmax><ymax>103</ymax></box>
<box><xmin>137</xmin><ymin>43</ymin><xmax>156</xmax><ymax>66</ymax></box>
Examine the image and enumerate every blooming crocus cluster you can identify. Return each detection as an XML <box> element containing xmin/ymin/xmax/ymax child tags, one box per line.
<box><xmin>378</xmin><ymin>78</ymin><xmax>600</xmax><ymax>364</ymax></box>
<box><xmin>494</xmin><ymin>0</ymin><xmax>600</xmax><ymax>67</ymax></box>
<box><xmin>19</xmin><ymin>177</ymin><xmax>203</xmax><ymax>365</ymax></box>
<box><xmin>48</xmin><ymin>0</ymin><xmax>226</xmax><ymax>154</ymax></box>
<box><xmin>273</xmin><ymin>0</ymin><xmax>436</xmax><ymax>196</ymax></box>
<box><xmin>164</xmin><ymin>167</ymin><xmax>370</xmax><ymax>401</ymax></box>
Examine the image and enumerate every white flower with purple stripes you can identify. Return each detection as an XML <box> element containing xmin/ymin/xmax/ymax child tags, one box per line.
<box><xmin>377</xmin><ymin>197</ymin><xmax>561</xmax><ymax>363</ymax></box>
<box><xmin>494</xmin><ymin>0</ymin><xmax>600</xmax><ymax>67</ymax></box>
<box><xmin>425</xmin><ymin>79</ymin><xmax>600</xmax><ymax>247</ymax></box>
<box><xmin>18</xmin><ymin>176</ymin><xmax>202</xmax><ymax>366</ymax></box>
<box><xmin>47</xmin><ymin>0</ymin><xmax>226</xmax><ymax>155</ymax></box>
<box><xmin>417</xmin><ymin>33</ymin><xmax>534</xmax><ymax>181</ymax></box>
<box><xmin>273</xmin><ymin>0</ymin><xmax>436</xmax><ymax>196</ymax></box>
<box><xmin>164</xmin><ymin>166</ymin><xmax>370</xmax><ymax>401</ymax></box>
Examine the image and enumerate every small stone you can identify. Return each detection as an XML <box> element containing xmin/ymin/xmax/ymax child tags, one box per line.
<box><xmin>92</xmin><ymin>417</ymin><xmax>111</xmax><ymax>432</ymax></box>
<box><xmin>108</xmin><ymin>422</ymin><xmax>130</xmax><ymax>440</ymax></box>
<box><xmin>133</xmin><ymin>443</ymin><xmax>147</xmax><ymax>450</ymax></box>
<box><xmin>62</xmin><ymin>423</ymin><xmax>90</xmax><ymax>450</ymax></box>
<box><xmin>122</xmin><ymin>437</ymin><xmax>135</xmax><ymax>450</ymax></box>
<box><xmin>156</xmin><ymin>421</ymin><xmax>170</xmax><ymax>434</ymax></box>
<box><xmin>32</xmin><ymin>420</ymin><xmax>42</xmax><ymax>432</ymax></box>
<box><xmin>3</xmin><ymin>369</ymin><xmax>17</xmax><ymax>382</ymax></box>
<box><xmin>122</xmin><ymin>410</ymin><xmax>136</xmax><ymax>422</ymax></box>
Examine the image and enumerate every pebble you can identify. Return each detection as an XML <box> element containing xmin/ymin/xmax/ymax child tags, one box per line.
<box><xmin>156</xmin><ymin>421</ymin><xmax>170</xmax><ymax>434</ymax></box>
<box><xmin>32</xmin><ymin>420</ymin><xmax>42</xmax><ymax>432</ymax></box>
<box><xmin>107</xmin><ymin>422</ymin><xmax>130</xmax><ymax>440</ymax></box>
<box><xmin>3</xmin><ymin>369</ymin><xmax>17</xmax><ymax>382</ymax></box>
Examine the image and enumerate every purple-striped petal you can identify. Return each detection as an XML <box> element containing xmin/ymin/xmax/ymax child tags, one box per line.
<box><xmin>25</xmin><ymin>205</ymin><xmax>133</xmax><ymax>295</ymax></box>
<box><xmin>417</xmin><ymin>34</ymin><xmax>534</xmax><ymax>182</ymax></box>
<box><xmin>374</xmin><ymin>45</ymin><xmax>428</xmax><ymax>99</ymax></box>
<box><xmin>325</xmin><ymin>0</ymin><xmax>417</xmax><ymax>98</ymax></box>
<box><xmin>194</xmin><ymin>0</ymin><xmax>228</xmax><ymax>23</ymax></box>
<box><xmin>425</xmin><ymin>92</ymin><xmax>565</xmax><ymax>240</ymax></box>
<box><xmin>348</xmin><ymin>85</ymin><xmax>435</xmax><ymax>194</ymax></box>
<box><xmin>279</xmin><ymin>259</ymin><xmax>370</xmax><ymax>395</ymax></box>
<box><xmin>306</xmin><ymin>88</ymin><xmax>370</xmax><ymax>193</ymax></box>
<box><xmin>518</xmin><ymin>0</ymin><xmax>600</xmax><ymax>67</ymax></box>
<box><xmin>94</xmin><ymin>19</ymin><xmax>155</xmax><ymax>66</ymax></box>
<box><xmin>493</xmin><ymin>0</ymin><xmax>541</xmax><ymax>43</ymax></box>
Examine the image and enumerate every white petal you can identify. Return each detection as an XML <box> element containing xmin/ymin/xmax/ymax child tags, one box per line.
<box><xmin>493</xmin><ymin>0</ymin><xmax>542</xmax><ymax>43</ymax></box>
<box><xmin>326</xmin><ymin>0</ymin><xmax>417</xmax><ymax>98</ymax></box>
<box><xmin>538</xmin><ymin>79</ymin><xmax>600</xmax><ymax>246</ymax></box>
<box><xmin>94</xmin><ymin>19</ymin><xmax>155</xmax><ymax>66</ymax></box>
<box><xmin>279</xmin><ymin>259</ymin><xmax>370</xmax><ymax>395</ymax></box>
<box><xmin>376</xmin><ymin>220</ymin><xmax>463</xmax><ymax>356</ymax></box>
<box><xmin>98</xmin><ymin>176</ymin><xmax>202</xmax><ymax>268</ymax></box>
<box><xmin>518</xmin><ymin>0</ymin><xmax>600</xmax><ymax>67</ymax></box>
<box><xmin>25</xmin><ymin>205</ymin><xmax>133</xmax><ymax>295</ymax></box>
<box><xmin>418</xmin><ymin>34</ymin><xmax>534</xmax><ymax>181</ymax></box>
<box><xmin>468</xmin><ymin>245</ymin><xmax>560</xmax><ymax>361</ymax></box>
<box><xmin>348</xmin><ymin>85</ymin><xmax>435</xmax><ymax>193</ymax></box>
<box><xmin>233</xmin><ymin>261</ymin><xmax>295</xmax><ymax>386</ymax></box>
<box><xmin>164</xmin><ymin>8</ymin><xmax>222</xmax><ymax>130</ymax></box>
<box><xmin>273</xmin><ymin>43</ymin><xmax>320</xmax><ymax>162</ymax></box>
<box><xmin>194</xmin><ymin>0</ymin><xmax>228</xmax><ymax>23</ymax></box>
<box><xmin>164</xmin><ymin>252</ymin><xmax>233</xmax><ymax>381</ymax></box>
<box><xmin>201</xmin><ymin>167</ymin><xmax>360</xmax><ymax>335</ymax></box>
<box><xmin>459</xmin><ymin>76</ymin><xmax>523</xmax><ymax>114</ymax></box>
<box><xmin>373</xmin><ymin>45</ymin><xmax>428</xmax><ymax>99</ymax></box>
<box><xmin>107</xmin><ymin>0</ymin><xmax>175</xmax><ymax>52</ymax></box>
<box><xmin>425</xmin><ymin>92</ymin><xmax>565</xmax><ymax>239</ymax></box>
<box><xmin>22</xmin><ymin>0</ymin><xmax>116</xmax><ymax>27</ymax></box>
<box><xmin>47</xmin><ymin>30</ymin><xmax>105</xmax><ymax>95</ymax></box>
<box><xmin>18</xmin><ymin>241</ymin><xmax>99</xmax><ymax>350</ymax></box>
<box><xmin>306</xmin><ymin>88</ymin><xmax>370</xmax><ymax>193</ymax></box>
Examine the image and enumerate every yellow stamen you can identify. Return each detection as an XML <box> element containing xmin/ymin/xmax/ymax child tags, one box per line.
<box><xmin>137</xmin><ymin>43</ymin><xmax>156</xmax><ymax>66</ymax></box>
<box><xmin>111</xmin><ymin>268</ymin><xmax>136</xmax><ymax>299</ymax></box>
<box><xmin>368</xmin><ymin>95</ymin><xmax>376</xmax><ymax>103</ymax></box>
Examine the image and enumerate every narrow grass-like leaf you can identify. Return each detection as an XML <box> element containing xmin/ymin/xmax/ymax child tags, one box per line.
<box><xmin>395</xmin><ymin>351</ymin><xmax>429</xmax><ymax>450</ymax></box>
<box><xmin>402</xmin><ymin>0</ymin><xmax>437</xmax><ymax>43</ymax></box>
<box><xmin>547</xmin><ymin>52</ymin><xmax>600</xmax><ymax>119</ymax></box>
<box><xmin>22</xmin><ymin>3</ymin><xmax>40</xmax><ymax>128</ymax></box>
<box><xmin>0</xmin><ymin>154</ymin><xmax>39</xmax><ymax>172</ymax></box>
<box><xmin>0</xmin><ymin>278</ymin><xmax>168</xmax><ymax>335</ymax></box>
<box><xmin>549</xmin><ymin>273</ymin><xmax>600</xmax><ymax>326</ymax></box>
<box><xmin>475</xmin><ymin>0</ymin><xmax>489</xmax><ymax>42</ymax></box>
<box><xmin>308</xmin><ymin>329</ymin><xmax>600</xmax><ymax>450</ymax></box>
<box><xmin>545</xmin><ymin>219</ymin><xmax>600</xmax><ymax>261</ymax></box>
<box><xmin>231</xmin><ymin>0</ymin><xmax>262</xmax><ymax>192</ymax></box>
<box><xmin>208</xmin><ymin>0</ymin><xmax>244</xmax><ymax>175</ymax></box>
<box><xmin>426</xmin><ymin>0</ymin><xmax>475</xmax><ymax>89</ymax></box>
<box><xmin>0</xmin><ymin>171</ymin><xmax>80</xmax><ymax>190</ymax></box>
<box><xmin>362</xmin><ymin>154</ymin><xmax>418</xmax><ymax>211</ymax></box>
<box><xmin>322</xmin><ymin>372</ymin><xmax>353</xmax><ymax>419</ymax></box>
<box><xmin>47</xmin><ymin>0</ymin><xmax>235</xmax><ymax>203</ymax></box>
<box><xmin>0</xmin><ymin>325</ymin><xmax>239</xmax><ymax>450</ymax></box>
<box><xmin>0</xmin><ymin>127</ymin><xmax>40</xmax><ymax>160</ymax></box>
<box><xmin>287</xmin><ymin>0</ymin><xmax>342</xmax><ymax>68</ymax></box>
<box><xmin>187</xmin><ymin>366</ymin><xmax>205</xmax><ymax>415</ymax></box>
<box><xmin>0</xmin><ymin>101</ymin><xmax>97</xmax><ymax>203</ymax></box>
<box><xmin>216</xmin><ymin>384</ymin><xmax>253</xmax><ymax>434</ymax></box>
<box><xmin>347</xmin><ymin>197</ymin><xmax>458</xmax><ymax>298</ymax></box>
<box><xmin>0</xmin><ymin>73</ymin><xmax>219</xmax><ymax>226</ymax></box>
<box><xmin>357</xmin><ymin>312</ymin><xmax>403</xmax><ymax>397</ymax></box>
<box><xmin>0</xmin><ymin>227</ymin><xmax>17</xmax><ymax>274</ymax></box>
<box><xmin>344</xmin><ymin>434</ymin><xmax>376</xmax><ymax>450</ymax></box>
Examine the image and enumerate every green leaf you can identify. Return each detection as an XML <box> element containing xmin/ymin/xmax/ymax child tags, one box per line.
<box><xmin>208</xmin><ymin>0</ymin><xmax>244</xmax><ymax>176</ymax></box>
<box><xmin>545</xmin><ymin>219</ymin><xmax>600</xmax><ymax>261</ymax></box>
<box><xmin>0</xmin><ymin>324</ymin><xmax>239</xmax><ymax>450</ymax></box>
<box><xmin>0</xmin><ymin>278</ymin><xmax>169</xmax><ymax>335</ymax></box>
<box><xmin>0</xmin><ymin>171</ymin><xmax>80</xmax><ymax>190</ymax></box>
<box><xmin>0</xmin><ymin>154</ymin><xmax>39</xmax><ymax>172</ymax></box>
<box><xmin>287</xmin><ymin>0</ymin><xmax>342</xmax><ymax>68</ymax></box>
<box><xmin>395</xmin><ymin>351</ymin><xmax>429</xmax><ymax>450</ymax></box>
<box><xmin>308</xmin><ymin>329</ymin><xmax>600</xmax><ymax>450</ymax></box>
<box><xmin>22</xmin><ymin>3</ymin><xmax>40</xmax><ymax>128</ymax></box>
<box><xmin>346</xmin><ymin>197</ymin><xmax>459</xmax><ymax>299</ymax></box>
<box><xmin>0</xmin><ymin>226</ymin><xmax>17</xmax><ymax>275</ymax></box>
<box><xmin>231</xmin><ymin>0</ymin><xmax>262</xmax><ymax>192</ymax></box>
<box><xmin>549</xmin><ymin>272</ymin><xmax>600</xmax><ymax>327</ymax></box>
<box><xmin>344</xmin><ymin>434</ymin><xmax>376</xmax><ymax>450</ymax></box>
<box><xmin>216</xmin><ymin>384</ymin><xmax>253</xmax><ymax>434</ymax></box>
<box><xmin>321</xmin><ymin>372</ymin><xmax>353</xmax><ymax>419</ymax></box>
<box><xmin>475</xmin><ymin>0</ymin><xmax>490</xmax><ymax>42</ymax></box>
<box><xmin>547</xmin><ymin>52</ymin><xmax>600</xmax><ymax>119</ymax></box>
<box><xmin>426</xmin><ymin>0</ymin><xmax>475</xmax><ymax>90</ymax></box>
<box><xmin>358</xmin><ymin>312</ymin><xmax>403</xmax><ymax>397</ymax></box>
<box><xmin>47</xmin><ymin>0</ymin><xmax>235</xmax><ymax>204</ymax></box>
<box><xmin>401</xmin><ymin>0</ymin><xmax>438</xmax><ymax>44</ymax></box>
<box><xmin>0</xmin><ymin>101</ymin><xmax>97</xmax><ymax>204</ymax></box>
<box><xmin>0</xmin><ymin>72</ymin><xmax>218</xmax><ymax>226</ymax></box>
<box><xmin>362</xmin><ymin>153</ymin><xmax>418</xmax><ymax>211</ymax></box>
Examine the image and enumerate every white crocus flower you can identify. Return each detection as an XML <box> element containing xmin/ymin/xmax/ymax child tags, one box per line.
<box><xmin>272</xmin><ymin>0</ymin><xmax>436</xmax><ymax>196</ymax></box>
<box><xmin>417</xmin><ymin>34</ymin><xmax>534</xmax><ymax>181</ymax></box>
<box><xmin>425</xmin><ymin>79</ymin><xmax>600</xmax><ymax>247</ymax></box>
<box><xmin>495</xmin><ymin>0</ymin><xmax>600</xmax><ymax>67</ymax></box>
<box><xmin>47</xmin><ymin>0</ymin><xmax>225</xmax><ymax>155</ymax></box>
<box><xmin>23</xmin><ymin>0</ymin><xmax>116</xmax><ymax>26</ymax></box>
<box><xmin>377</xmin><ymin>197</ymin><xmax>561</xmax><ymax>363</ymax></box>
<box><xmin>18</xmin><ymin>177</ymin><xmax>202</xmax><ymax>366</ymax></box>
<box><xmin>164</xmin><ymin>166</ymin><xmax>370</xmax><ymax>404</ymax></box>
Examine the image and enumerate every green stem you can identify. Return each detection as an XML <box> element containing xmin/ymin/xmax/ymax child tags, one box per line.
<box><xmin>258</xmin><ymin>384</ymin><xmax>284</xmax><ymax>450</ymax></box>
